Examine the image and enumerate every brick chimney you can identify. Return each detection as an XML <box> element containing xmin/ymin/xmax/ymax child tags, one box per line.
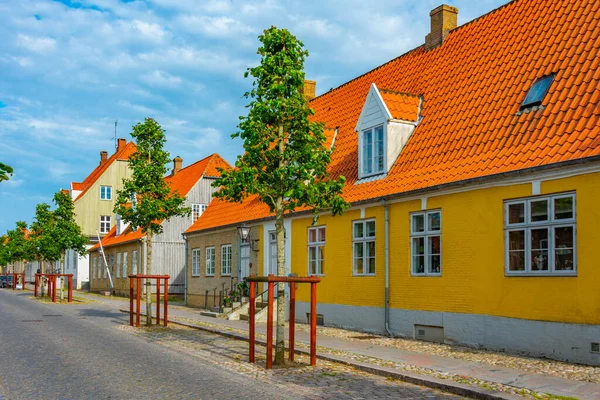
<box><xmin>100</xmin><ymin>151</ymin><xmax>108</xmax><ymax>165</ymax></box>
<box><xmin>303</xmin><ymin>80</ymin><xmax>316</xmax><ymax>101</ymax></box>
<box><xmin>117</xmin><ymin>138</ymin><xmax>126</xmax><ymax>151</ymax></box>
<box><xmin>172</xmin><ymin>156</ymin><xmax>183</xmax><ymax>176</ymax></box>
<box><xmin>425</xmin><ymin>4</ymin><xmax>458</xmax><ymax>51</ymax></box>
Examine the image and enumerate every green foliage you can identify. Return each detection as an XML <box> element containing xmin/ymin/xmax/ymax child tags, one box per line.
<box><xmin>29</xmin><ymin>191</ymin><xmax>87</xmax><ymax>265</ymax></box>
<box><xmin>53</xmin><ymin>191</ymin><xmax>87</xmax><ymax>255</ymax></box>
<box><xmin>114</xmin><ymin>118</ymin><xmax>190</xmax><ymax>235</ymax></box>
<box><xmin>30</xmin><ymin>203</ymin><xmax>60</xmax><ymax>263</ymax></box>
<box><xmin>0</xmin><ymin>162</ymin><xmax>13</xmax><ymax>182</ymax></box>
<box><xmin>0</xmin><ymin>221</ymin><xmax>33</xmax><ymax>266</ymax></box>
<box><xmin>213</xmin><ymin>26</ymin><xmax>347</xmax><ymax>220</ymax></box>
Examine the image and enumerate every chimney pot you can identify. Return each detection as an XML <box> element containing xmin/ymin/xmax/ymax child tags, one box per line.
<box><xmin>100</xmin><ymin>151</ymin><xmax>108</xmax><ymax>165</ymax></box>
<box><xmin>303</xmin><ymin>80</ymin><xmax>316</xmax><ymax>101</ymax></box>
<box><xmin>117</xmin><ymin>138</ymin><xmax>126</xmax><ymax>151</ymax></box>
<box><xmin>172</xmin><ymin>156</ymin><xmax>183</xmax><ymax>176</ymax></box>
<box><xmin>425</xmin><ymin>4</ymin><xmax>458</xmax><ymax>51</ymax></box>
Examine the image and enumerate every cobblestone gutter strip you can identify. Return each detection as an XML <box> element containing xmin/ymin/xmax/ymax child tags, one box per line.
<box><xmin>118</xmin><ymin>309</ymin><xmax>524</xmax><ymax>400</ymax></box>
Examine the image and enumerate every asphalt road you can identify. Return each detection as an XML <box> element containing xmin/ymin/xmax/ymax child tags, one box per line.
<box><xmin>0</xmin><ymin>289</ymin><xmax>298</xmax><ymax>400</ymax></box>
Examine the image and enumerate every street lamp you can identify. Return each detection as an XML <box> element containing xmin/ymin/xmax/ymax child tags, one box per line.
<box><xmin>237</xmin><ymin>224</ymin><xmax>251</xmax><ymax>242</ymax></box>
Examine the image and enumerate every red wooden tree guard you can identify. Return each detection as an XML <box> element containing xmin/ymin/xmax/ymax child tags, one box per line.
<box><xmin>12</xmin><ymin>273</ymin><xmax>26</xmax><ymax>290</ymax></box>
<box><xmin>246</xmin><ymin>274</ymin><xmax>321</xmax><ymax>369</ymax></box>
<box><xmin>128</xmin><ymin>275</ymin><xmax>170</xmax><ymax>327</ymax></box>
<box><xmin>34</xmin><ymin>273</ymin><xmax>73</xmax><ymax>303</ymax></box>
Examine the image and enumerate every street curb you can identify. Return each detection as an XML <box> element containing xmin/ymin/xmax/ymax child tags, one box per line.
<box><xmin>118</xmin><ymin>309</ymin><xmax>520</xmax><ymax>400</ymax></box>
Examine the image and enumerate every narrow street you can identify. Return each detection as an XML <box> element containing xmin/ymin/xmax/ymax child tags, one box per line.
<box><xmin>0</xmin><ymin>290</ymin><xmax>458</xmax><ymax>399</ymax></box>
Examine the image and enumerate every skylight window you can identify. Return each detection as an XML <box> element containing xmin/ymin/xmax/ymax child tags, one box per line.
<box><xmin>521</xmin><ymin>75</ymin><xmax>555</xmax><ymax>109</ymax></box>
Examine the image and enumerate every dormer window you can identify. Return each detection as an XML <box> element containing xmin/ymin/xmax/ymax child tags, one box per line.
<box><xmin>361</xmin><ymin>125</ymin><xmax>385</xmax><ymax>176</ymax></box>
<box><xmin>355</xmin><ymin>83</ymin><xmax>421</xmax><ymax>181</ymax></box>
<box><xmin>520</xmin><ymin>74</ymin><xmax>555</xmax><ymax>110</ymax></box>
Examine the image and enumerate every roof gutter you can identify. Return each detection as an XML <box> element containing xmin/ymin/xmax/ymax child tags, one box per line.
<box><xmin>382</xmin><ymin>199</ymin><xmax>393</xmax><ymax>337</ymax></box>
<box><xmin>187</xmin><ymin>155</ymin><xmax>600</xmax><ymax>234</ymax></box>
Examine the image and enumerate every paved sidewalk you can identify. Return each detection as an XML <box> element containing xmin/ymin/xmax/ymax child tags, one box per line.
<box><xmin>70</xmin><ymin>290</ymin><xmax>599</xmax><ymax>399</ymax></box>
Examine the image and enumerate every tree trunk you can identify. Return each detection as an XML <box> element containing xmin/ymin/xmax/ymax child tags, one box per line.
<box><xmin>146</xmin><ymin>231</ymin><xmax>153</xmax><ymax>326</ymax></box>
<box><xmin>274</xmin><ymin>203</ymin><xmax>286</xmax><ymax>364</ymax></box>
<box><xmin>274</xmin><ymin>119</ymin><xmax>286</xmax><ymax>365</ymax></box>
<box><xmin>60</xmin><ymin>253</ymin><xmax>65</xmax><ymax>301</ymax></box>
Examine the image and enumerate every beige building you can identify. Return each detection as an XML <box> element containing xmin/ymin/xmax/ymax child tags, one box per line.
<box><xmin>183</xmin><ymin>225</ymin><xmax>262</xmax><ymax>309</ymax></box>
<box><xmin>89</xmin><ymin>154</ymin><xmax>231</xmax><ymax>296</ymax></box>
<box><xmin>64</xmin><ymin>138</ymin><xmax>136</xmax><ymax>289</ymax></box>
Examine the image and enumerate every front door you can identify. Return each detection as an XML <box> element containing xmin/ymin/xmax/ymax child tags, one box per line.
<box><xmin>239</xmin><ymin>244</ymin><xmax>250</xmax><ymax>280</ymax></box>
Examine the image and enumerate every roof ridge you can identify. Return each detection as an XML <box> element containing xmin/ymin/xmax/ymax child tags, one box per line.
<box><xmin>174</xmin><ymin>152</ymin><xmax>218</xmax><ymax>174</ymax></box>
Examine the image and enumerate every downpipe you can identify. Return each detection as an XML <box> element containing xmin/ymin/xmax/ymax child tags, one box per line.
<box><xmin>182</xmin><ymin>233</ymin><xmax>188</xmax><ymax>306</ymax></box>
<box><xmin>382</xmin><ymin>199</ymin><xmax>393</xmax><ymax>337</ymax></box>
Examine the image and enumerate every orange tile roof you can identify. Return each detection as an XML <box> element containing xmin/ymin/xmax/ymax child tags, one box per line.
<box><xmin>72</xmin><ymin>142</ymin><xmax>137</xmax><ymax>201</ymax></box>
<box><xmin>92</xmin><ymin>153</ymin><xmax>231</xmax><ymax>250</ymax></box>
<box><xmin>187</xmin><ymin>0</ymin><xmax>600</xmax><ymax>234</ymax></box>
<box><xmin>379</xmin><ymin>89</ymin><xmax>421</xmax><ymax>122</ymax></box>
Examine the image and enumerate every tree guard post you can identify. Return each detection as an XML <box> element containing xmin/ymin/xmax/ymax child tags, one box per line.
<box><xmin>34</xmin><ymin>274</ymin><xmax>39</xmax><ymax>297</ymax></box>
<box><xmin>245</xmin><ymin>274</ymin><xmax>320</xmax><ymax>369</ymax></box>
<box><xmin>128</xmin><ymin>275</ymin><xmax>170</xmax><ymax>328</ymax></box>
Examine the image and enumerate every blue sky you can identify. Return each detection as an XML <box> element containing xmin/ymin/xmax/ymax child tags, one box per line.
<box><xmin>0</xmin><ymin>0</ymin><xmax>506</xmax><ymax>233</ymax></box>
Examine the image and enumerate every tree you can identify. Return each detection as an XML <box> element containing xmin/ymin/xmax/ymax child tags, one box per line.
<box><xmin>114</xmin><ymin>118</ymin><xmax>189</xmax><ymax>325</ymax></box>
<box><xmin>30</xmin><ymin>203</ymin><xmax>60</xmax><ymax>295</ymax></box>
<box><xmin>53</xmin><ymin>191</ymin><xmax>87</xmax><ymax>299</ymax></box>
<box><xmin>0</xmin><ymin>222</ymin><xmax>33</xmax><ymax>276</ymax></box>
<box><xmin>213</xmin><ymin>27</ymin><xmax>347</xmax><ymax>364</ymax></box>
<box><xmin>0</xmin><ymin>162</ymin><xmax>13</xmax><ymax>182</ymax></box>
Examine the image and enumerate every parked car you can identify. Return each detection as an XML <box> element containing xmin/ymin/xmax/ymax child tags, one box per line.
<box><xmin>0</xmin><ymin>276</ymin><xmax>13</xmax><ymax>288</ymax></box>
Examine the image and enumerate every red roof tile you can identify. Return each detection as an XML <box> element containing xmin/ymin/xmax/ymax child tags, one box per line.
<box><xmin>187</xmin><ymin>0</ymin><xmax>600</xmax><ymax>234</ymax></box>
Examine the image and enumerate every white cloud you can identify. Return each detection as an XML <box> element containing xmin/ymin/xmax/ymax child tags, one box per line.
<box><xmin>141</xmin><ymin>70</ymin><xmax>182</xmax><ymax>88</ymax></box>
<box><xmin>17</xmin><ymin>33</ymin><xmax>56</xmax><ymax>53</ymax></box>
<box><xmin>177</xmin><ymin>15</ymin><xmax>254</xmax><ymax>37</ymax></box>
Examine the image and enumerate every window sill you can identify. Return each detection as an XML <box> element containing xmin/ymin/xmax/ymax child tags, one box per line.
<box><xmin>352</xmin><ymin>274</ymin><xmax>376</xmax><ymax>277</ymax></box>
<box><xmin>308</xmin><ymin>274</ymin><xmax>325</xmax><ymax>277</ymax></box>
<box><xmin>191</xmin><ymin>274</ymin><xmax>200</xmax><ymax>278</ymax></box>
<box><xmin>505</xmin><ymin>271</ymin><xmax>577</xmax><ymax>277</ymax></box>
<box><xmin>411</xmin><ymin>273</ymin><xmax>442</xmax><ymax>277</ymax></box>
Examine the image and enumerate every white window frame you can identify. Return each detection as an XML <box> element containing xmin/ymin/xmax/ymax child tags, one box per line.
<box><xmin>132</xmin><ymin>250</ymin><xmax>138</xmax><ymax>275</ymax></box>
<box><xmin>352</xmin><ymin>219</ymin><xmax>376</xmax><ymax>276</ymax></box>
<box><xmin>100</xmin><ymin>185</ymin><xmax>112</xmax><ymax>200</ymax></box>
<box><xmin>123</xmin><ymin>252</ymin><xmax>128</xmax><ymax>278</ymax></box>
<box><xmin>359</xmin><ymin>125</ymin><xmax>386</xmax><ymax>178</ymax></box>
<box><xmin>221</xmin><ymin>245</ymin><xmax>232</xmax><ymax>276</ymax></box>
<box><xmin>410</xmin><ymin>210</ymin><xmax>442</xmax><ymax>276</ymax></box>
<box><xmin>116</xmin><ymin>252</ymin><xmax>121</xmax><ymax>278</ymax></box>
<box><xmin>100</xmin><ymin>215</ymin><xmax>111</xmax><ymax>234</ymax></box>
<box><xmin>191</xmin><ymin>248</ymin><xmax>201</xmax><ymax>277</ymax></box>
<box><xmin>308</xmin><ymin>226</ymin><xmax>326</xmax><ymax>276</ymax></box>
<box><xmin>504</xmin><ymin>192</ymin><xmax>576</xmax><ymax>276</ymax></box>
<box><xmin>205</xmin><ymin>247</ymin><xmax>215</xmax><ymax>277</ymax></box>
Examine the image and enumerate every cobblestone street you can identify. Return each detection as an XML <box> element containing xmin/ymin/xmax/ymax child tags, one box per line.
<box><xmin>121</xmin><ymin>323</ymin><xmax>460</xmax><ymax>399</ymax></box>
<box><xmin>0</xmin><ymin>289</ymin><xmax>459</xmax><ymax>399</ymax></box>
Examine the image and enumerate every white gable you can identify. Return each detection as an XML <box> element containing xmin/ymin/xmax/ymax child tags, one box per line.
<box><xmin>355</xmin><ymin>83</ymin><xmax>392</xmax><ymax>132</ymax></box>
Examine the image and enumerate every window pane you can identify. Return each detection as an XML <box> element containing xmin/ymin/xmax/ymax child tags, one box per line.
<box><xmin>508</xmin><ymin>203</ymin><xmax>525</xmax><ymax>224</ymax></box>
<box><xmin>428</xmin><ymin>236</ymin><xmax>441</xmax><ymax>255</ymax></box>
<box><xmin>555</xmin><ymin>226</ymin><xmax>574</xmax><ymax>271</ymax></box>
<box><xmin>413</xmin><ymin>237</ymin><xmax>425</xmax><ymax>256</ymax></box>
<box><xmin>363</xmin><ymin>130</ymin><xmax>373</xmax><ymax>175</ymax></box>
<box><xmin>508</xmin><ymin>230</ymin><xmax>525</xmax><ymax>271</ymax></box>
<box><xmin>366</xmin><ymin>241</ymin><xmax>376</xmax><ymax>258</ymax></box>
<box><xmin>530</xmin><ymin>228</ymin><xmax>549</xmax><ymax>271</ymax></box>
<box><xmin>429</xmin><ymin>255</ymin><xmax>441</xmax><ymax>274</ymax></box>
<box><xmin>319</xmin><ymin>246</ymin><xmax>325</xmax><ymax>275</ymax></box>
<box><xmin>412</xmin><ymin>214</ymin><xmax>424</xmax><ymax>233</ymax></box>
<box><xmin>367</xmin><ymin>257</ymin><xmax>376</xmax><ymax>274</ymax></box>
<box><xmin>554</xmin><ymin>197</ymin><xmax>573</xmax><ymax>220</ymax></box>
<box><xmin>308</xmin><ymin>246</ymin><xmax>316</xmax><ymax>261</ymax></box>
<box><xmin>353</xmin><ymin>222</ymin><xmax>363</xmax><ymax>239</ymax></box>
<box><xmin>428</xmin><ymin>212</ymin><xmax>441</xmax><ymax>231</ymax></box>
<box><xmin>366</xmin><ymin>221</ymin><xmax>376</xmax><ymax>237</ymax></box>
<box><xmin>530</xmin><ymin>200</ymin><xmax>548</xmax><ymax>222</ymax></box>
<box><xmin>308</xmin><ymin>229</ymin><xmax>317</xmax><ymax>243</ymax></box>
<box><xmin>355</xmin><ymin>258</ymin><xmax>364</xmax><ymax>275</ymax></box>
<box><xmin>354</xmin><ymin>242</ymin><xmax>363</xmax><ymax>258</ymax></box>
<box><xmin>308</xmin><ymin>260</ymin><xmax>316</xmax><ymax>275</ymax></box>
<box><xmin>318</xmin><ymin>227</ymin><xmax>326</xmax><ymax>242</ymax></box>
<box><xmin>375</xmin><ymin>126</ymin><xmax>384</xmax><ymax>172</ymax></box>
<box><xmin>413</xmin><ymin>255</ymin><xmax>425</xmax><ymax>274</ymax></box>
